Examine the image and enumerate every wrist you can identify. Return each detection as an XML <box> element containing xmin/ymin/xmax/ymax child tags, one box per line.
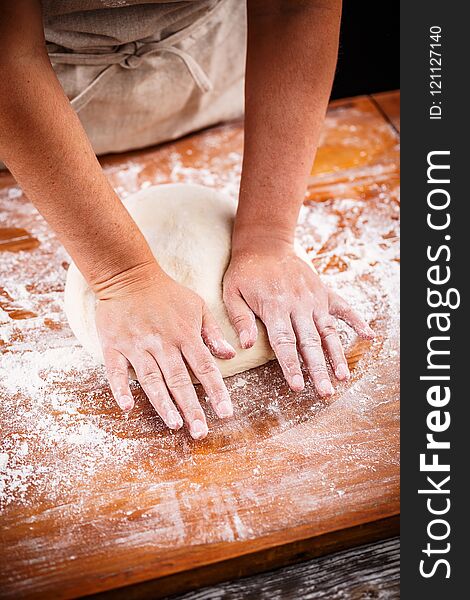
<box><xmin>93</xmin><ymin>259</ymin><xmax>166</xmax><ymax>301</ymax></box>
<box><xmin>231</xmin><ymin>223</ymin><xmax>294</xmax><ymax>258</ymax></box>
<box><xmin>233</xmin><ymin>184</ymin><xmax>302</xmax><ymax>257</ymax></box>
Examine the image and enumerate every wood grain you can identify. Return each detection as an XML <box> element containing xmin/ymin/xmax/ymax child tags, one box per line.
<box><xmin>169</xmin><ymin>537</ymin><xmax>400</xmax><ymax>600</ymax></box>
<box><xmin>0</xmin><ymin>92</ymin><xmax>400</xmax><ymax>599</ymax></box>
<box><xmin>85</xmin><ymin>518</ymin><xmax>399</xmax><ymax>600</ymax></box>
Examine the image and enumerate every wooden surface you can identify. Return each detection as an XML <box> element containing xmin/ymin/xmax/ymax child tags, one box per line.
<box><xmin>170</xmin><ymin>537</ymin><xmax>400</xmax><ymax>600</ymax></box>
<box><xmin>0</xmin><ymin>92</ymin><xmax>400</xmax><ymax>599</ymax></box>
<box><xmin>371</xmin><ymin>91</ymin><xmax>400</xmax><ymax>133</ymax></box>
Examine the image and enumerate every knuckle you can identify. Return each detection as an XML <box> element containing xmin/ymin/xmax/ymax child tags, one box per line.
<box><xmin>177</xmin><ymin>396</ymin><xmax>202</xmax><ymax>416</ymax></box>
<box><xmin>299</xmin><ymin>335</ymin><xmax>322</xmax><ymax>350</ymax></box>
<box><xmin>140</xmin><ymin>371</ymin><xmax>163</xmax><ymax>387</ymax></box>
<box><xmin>272</xmin><ymin>333</ymin><xmax>296</xmax><ymax>349</ymax></box>
<box><xmin>309</xmin><ymin>364</ymin><xmax>329</xmax><ymax>377</ymax></box>
<box><xmin>148</xmin><ymin>334</ymin><xmax>163</xmax><ymax>353</ymax></box>
<box><xmin>232</xmin><ymin>313</ymin><xmax>249</xmax><ymax>327</ymax></box>
<box><xmin>321</xmin><ymin>326</ymin><xmax>337</xmax><ymax>340</ymax></box>
<box><xmin>317</xmin><ymin>315</ymin><xmax>337</xmax><ymax>338</ymax></box>
<box><xmin>194</xmin><ymin>358</ymin><xmax>218</xmax><ymax>377</ymax></box>
<box><xmin>166</xmin><ymin>370</ymin><xmax>192</xmax><ymax>390</ymax></box>
<box><xmin>106</xmin><ymin>367</ymin><xmax>127</xmax><ymax>379</ymax></box>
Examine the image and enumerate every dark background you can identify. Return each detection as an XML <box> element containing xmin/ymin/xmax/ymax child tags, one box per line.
<box><xmin>332</xmin><ymin>0</ymin><xmax>399</xmax><ymax>99</ymax></box>
<box><xmin>401</xmin><ymin>1</ymin><xmax>466</xmax><ymax>596</ymax></box>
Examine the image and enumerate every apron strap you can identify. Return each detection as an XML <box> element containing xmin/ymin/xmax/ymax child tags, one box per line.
<box><xmin>153</xmin><ymin>46</ymin><xmax>213</xmax><ymax>94</ymax></box>
<box><xmin>68</xmin><ymin>64</ymin><xmax>118</xmax><ymax>113</ymax></box>
<box><xmin>49</xmin><ymin>40</ymin><xmax>214</xmax><ymax>113</ymax></box>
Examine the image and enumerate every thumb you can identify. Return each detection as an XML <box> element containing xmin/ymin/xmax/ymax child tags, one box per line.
<box><xmin>201</xmin><ymin>305</ymin><xmax>236</xmax><ymax>359</ymax></box>
<box><xmin>223</xmin><ymin>289</ymin><xmax>258</xmax><ymax>349</ymax></box>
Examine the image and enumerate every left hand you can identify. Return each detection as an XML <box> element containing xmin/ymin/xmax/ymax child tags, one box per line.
<box><xmin>223</xmin><ymin>241</ymin><xmax>375</xmax><ymax>397</ymax></box>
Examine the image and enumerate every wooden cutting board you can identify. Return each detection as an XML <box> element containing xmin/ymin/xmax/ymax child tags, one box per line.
<box><xmin>0</xmin><ymin>92</ymin><xmax>400</xmax><ymax>599</ymax></box>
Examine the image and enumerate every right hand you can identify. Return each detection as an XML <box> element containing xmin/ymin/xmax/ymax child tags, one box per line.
<box><xmin>94</xmin><ymin>262</ymin><xmax>236</xmax><ymax>439</ymax></box>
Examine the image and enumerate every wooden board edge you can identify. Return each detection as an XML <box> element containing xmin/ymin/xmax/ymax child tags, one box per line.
<box><xmin>82</xmin><ymin>514</ymin><xmax>400</xmax><ymax>600</ymax></box>
<box><xmin>369</xmin><ymin>90</ymin><xmax>400</xmax><ymax>135</ymax></box>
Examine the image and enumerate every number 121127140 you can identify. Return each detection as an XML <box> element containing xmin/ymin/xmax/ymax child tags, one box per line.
<box><xmin>429</xmin><ymin>25</ymin><xmax>443</xmax><ymax>120</ymax></box>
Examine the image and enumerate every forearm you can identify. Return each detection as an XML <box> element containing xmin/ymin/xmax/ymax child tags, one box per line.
<box><xmin>0</xmin><ymin>2</ymin><xmax>156</xmax><ymax>290</ymax></box>
<box><xmin>234</xmin><ymin>0</ymin><xmax>341</xmax><ymax>251</ymax></box>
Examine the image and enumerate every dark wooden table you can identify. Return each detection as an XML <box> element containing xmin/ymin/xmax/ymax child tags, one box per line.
<box><xmin>0</xmin><ymin>91</ymin><xmax>400</xmax><ymax>599</ymax></box>
<box><xmin>169</xmin><ymin>537</ymin><xmax>400</xmax><ymax>600</ymax></box>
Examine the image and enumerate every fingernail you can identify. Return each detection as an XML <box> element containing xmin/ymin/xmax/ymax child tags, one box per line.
<box><xmin>319</xmin><ymin>380</ymin><xmax>334</xmax><ymax>397</ymax></box>
<box><xmin>119</xmin><ymin>396</ymin><xmax>134</xmax><ymax>411</ymax></box>
<box><xmin>224</xmin><ymin>340</ymin><xmax>236</xmax><ymax>353</ymax></box>
<box><xmin>335</xmin><ymin>364</ymin><xmax>350</xmax><ymax>380</ymax></box>
<box><xmin>217</xmin><ymin>400</ymin><xmax>233</xmax><ymax>418</ymax></box>
<box><xmin>210</xmin><ymin>339</ymin><xmax>235</xmax><ymax>357</ymax></box>
<box><xmin>214</xmin><ymin>340</ymin><xmax>236</xmax><ymax>358</ymax></box>
<box><xmin>292</xmin><ymin>374</ymin><xmax>304</xmax><ymax>391</ymax></box>
<box><xmin>167</xmin><ymin>410</ymin><xmax>183</xmax><ymax>430</ymax></box>
<box><xmin>191</xmin><ymin>419</ymin><xmax>208</xmax><ymax>440</ymax></box>
<box><xmin>240</xmin><ymin>330</ymin><xmax>250</xmax><ymax>349</ymax></box>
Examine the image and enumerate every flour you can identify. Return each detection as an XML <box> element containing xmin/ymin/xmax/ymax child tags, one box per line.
<box><xmin>0</xmin><ymin>452</ymin><xmax>9</xmax><ymax>470</ymax></box>
<box><xmin>7</xmin><ymin>187</ymin><xmax>22</xmax><ymax>200</ymax></box>
<box><xmin>233</xmin><ymin>377</ymin><xmax>248</xmax><ymax>389</ymax></box>
<box><xmin>0</xmin><ymin>121</ymin><xmax>399</xmax><ymax>518</ymax></box>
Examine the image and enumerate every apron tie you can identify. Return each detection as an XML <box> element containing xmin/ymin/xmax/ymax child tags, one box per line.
<box><xmin>48</xmin><ymin>39</ymin><xmax>213</xmax><ymax>112</ymax></box>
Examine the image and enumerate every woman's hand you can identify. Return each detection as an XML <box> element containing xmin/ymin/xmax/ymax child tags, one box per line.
<box><xmin>231</xmin><ymin>0</ymin><xmax>353</xmax><ymax>397</ymax></box>
<box><xmin>95</xmin><ymin>263</ymin><xmax>235</xmax><ymax>439</ymax></box>
<box><xmin>223</xmin><ymin>240</ymin><xmax>375</xmax><ymax>397</ymax></box>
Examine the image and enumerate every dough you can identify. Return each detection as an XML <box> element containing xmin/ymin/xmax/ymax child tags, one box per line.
<box><xmin>64</xmin><ymin>183</ymin><xmax>312</xmax><ymax>379</ymax></box>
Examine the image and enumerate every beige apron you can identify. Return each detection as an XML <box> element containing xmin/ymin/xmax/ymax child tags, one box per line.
<box><xmin>44</xmin><ymin>0</ymin><xmax>246</xmax><ymax>155</ymax></box>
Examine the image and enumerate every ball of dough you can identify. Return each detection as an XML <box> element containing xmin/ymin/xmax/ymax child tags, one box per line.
<box><xmin>64</xmin><ymin>183</ymin><xmax>312</xmax><ymax>380</ymax></box>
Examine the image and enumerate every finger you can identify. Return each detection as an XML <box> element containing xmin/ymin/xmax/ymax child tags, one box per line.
<box><xmin>201</xmin><ymin>305</ymin><xmax>236</xmax><ymax>360</ymax></box>
<box><xmin>292</xmin><ymin>314</ymin><xmax>334</xmax><ymax>397</ymax></box>
<box><xmin>329</xmin><ymin>292</ymin><xmax>375</xmax><ymax>339</ymax></box>
<box><xmin>264</xmin><ymin>313</ymin><xmax>304</xmax><ymax>392</ymax></box>
<box><xmin>103</xmin><ymin>349</ymin><xmax>134</xmax><ymax>411</ymax></box>
<box><xmin>131</xmin><ymin>351</ymin><xmax>183</xmax><ymax>430</ymax></box>
<box><xmin>157</xmin><ymin>350</ymin><xmax>208</xmax><ymax>440</ymax></box>
<box><xmin>183</xmin><ymin>343</ymin><xmax>233</xmax><ymax>419</ymax></box>
<box><xmin>223</xmin><ymin>289</ymin><xmax>258</xmax><ymax>349</ymax></box>
<box><xmin>315</xmin><ymin>313</ymin><xmax>350</xmax><ymax>381</ymax></box>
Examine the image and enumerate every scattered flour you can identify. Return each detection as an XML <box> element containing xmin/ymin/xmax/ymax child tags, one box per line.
<box><xmin>0</xmin><ymin>120</ymin><xmax>399</xmax><ymax>523</ymax></box>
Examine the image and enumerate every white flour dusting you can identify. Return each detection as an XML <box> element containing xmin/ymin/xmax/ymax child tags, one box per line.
<box><xmin>0</xmin><ymin>117</ymin><xmax>399</xmax><ymax>566</ymax></box>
